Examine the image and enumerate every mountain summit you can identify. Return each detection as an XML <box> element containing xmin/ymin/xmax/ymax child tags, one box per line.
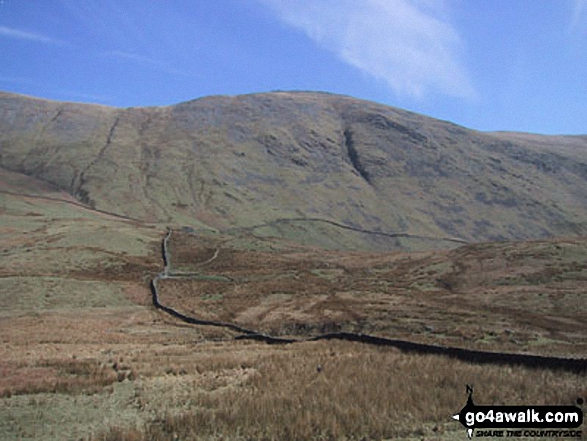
<box><xmin>1</xmin><ymin>91</ymin><xmax>586</xmax><ymax>250</ymax></box>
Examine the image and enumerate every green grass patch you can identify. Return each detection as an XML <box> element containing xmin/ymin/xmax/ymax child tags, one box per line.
<box><xmin>0</xmin><ymin>277</ymin><xmax>136</xmax><ymax>314</ymax></box>
<box><xmin>200</xmin><ymin>293</ymin><xmax>223</xmax><ymax>301</ymax></box>
<box><xmin>192</xmin><ymin>274</ymin><xmax>231</xmax><ymax>282</ymax></box>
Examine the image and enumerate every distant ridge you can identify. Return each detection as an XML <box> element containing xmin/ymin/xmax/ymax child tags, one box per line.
<box><xmin>1</xmin><ymin>90</ymin><xmax>586</xmax><ymax>251</ymax></box>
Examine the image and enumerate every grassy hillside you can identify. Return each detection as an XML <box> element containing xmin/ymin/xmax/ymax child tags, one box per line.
<box><xmin>0</xmin><ymin>167</ymin><xmax>162</xmax><ymax>318</ymax></box>
<box><xmin>1</xmin><ymin>91</ymin><xmax>586</xmax><ymax>250</ymax></box>
<box><xmin>0</xmin><ymin>177</ymin><xmax>585</xmax><ymax>439</ymax></box>
<box><xmin>0</xmin><ymin>91</ymin><xmax>585</xmax><ymax>439</ymax></box>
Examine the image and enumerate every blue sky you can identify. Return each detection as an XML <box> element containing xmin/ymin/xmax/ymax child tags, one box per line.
<box><xmin>1</xmin><ymin>0</ymin><xmax>586</xmax><ymax>134</ymax></box>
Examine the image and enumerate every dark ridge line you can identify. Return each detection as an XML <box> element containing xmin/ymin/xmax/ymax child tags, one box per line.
<box><xmin>78</xmin><ymin>115</ymin><xmax>120</xmax><ymax>177</ymax></box>
<box><xmin>233</xmin><ymin>217</ymin><xmax>469</xmax><ymax>245</ymax></box>
<box><xmin>151</xmin><ymin>229</ymin><xmax>587</xmax><ymax>373</ymax></box>
<box><xmin>343</xmin><ymin>128</ymin><xmax>372</xmax><ymax>185</ymax></box>
<box><xmin>0</xmin><ymin>189</ymin><xmax>145</xmax><ymax>224</ymax></box>
<box><xmin>309</xmin><ymin>333</ymin><xmax>587</xmax><ymax>374</ymax></box>
<box><xmin>150</xmin><ymin>279</ymin><xmax>293</xmax><ymax>340</ymax></box>
<box><xmin>0</xmin><ymin>184</ymin><xmax>464</xmax><ymax>245</ymax></box>
<box><xmin>69</xmin><ymin>115</ymin><xmax>121</xmax><ymax>210</ymax></box>
<box><xmin>150</xmin><ymin>279</ymin><xmax>258</xmax><ymax>335</ymax></box>
<box><xmin>161</xmin><ymin>228</ymin><xmax>172</xmax><ymax>272</ymax></box>
<box><xmin>151</xmin><ymin>229</ymin><xmax>284</xmax><ymax>340</ymax></box>
<box><xmin>104</xmin><ymin>116</ymin><xmax>120</xmax><ymax>148</ymax></box>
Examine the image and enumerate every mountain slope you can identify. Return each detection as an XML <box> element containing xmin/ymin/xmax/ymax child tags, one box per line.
<box><xmin>1</xmin><ymin>90</ymin><xmax>586</xmax><ymax>250</ymax></box>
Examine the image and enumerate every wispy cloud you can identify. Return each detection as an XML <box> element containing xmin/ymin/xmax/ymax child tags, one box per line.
<box><xmin>102</xmin><ymin>50</ymin><xmax>192</xmax><ymax>77</ymax></box>
<box><xmin>55</xmin><ymin>90</ymin><xmax>114</xmax><ymax>104</ymax></box>
<box><xmin>0</xmin><ymin>75</ymin><xmax>44</xmax><ymax>86</ymax></box>
<box><xmin>570</xmin><ymin>0</ymin><xmax>587</xmax><ymax>33</ymax></box>
<box><xmin>0</xmin><ymin>25</ymin><xmax>63</xmax><ymax>45</ymax></box>
<box><xmin>259</xmin><ymin>0</ymin><xmax>476</xmax><ymax>100</ymax></box>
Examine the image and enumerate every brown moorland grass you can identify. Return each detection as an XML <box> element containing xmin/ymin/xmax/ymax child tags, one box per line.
<box><xmin>3</xmin><ymin>303</ymin><xmax>584</xmax><ymax>440</ymax></box>
<box><xmin>1</xmin><ymin>187</ymin><xmax>585</xmax><ymax>440</ymax></box>
<box><xmin>1</xmin><ymin>306</ymin><xmax>585</xmax><ymax>440</ymax></box>
<box><xmin>89</xmin><ymin>341</ymin><xmax>586</xmax><ymax>441</ymax></box>
<box><xmin>0</xmin><ymin>358</ymin><xmax>121</xmax><ymax>397</ymax></box>
<box><xmin>160</xmin><ymin>231</ymin><xmax>587</xmax><ymax>357</ymax></box>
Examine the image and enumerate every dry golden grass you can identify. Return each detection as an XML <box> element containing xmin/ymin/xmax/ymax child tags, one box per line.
<box><xmin>89</xmin><ymin>341</ymin><xmax>585</xmax><ymax>441</ymax></box>
<box><xmin>1</xmin><ymin>187</ymin><xmax>585</xmax><ymax>440</ymax></box>
<box><xmin>0</xmin><ymin>358</ymin><xmax>124</xmax><ymax>397</ymax></box>
<box><xmin>91</xmin><ymin>426</ymin><xmax>145</xmax><ymax>441</ymax></box>
<box><xmin>2</xmin><ymin>300</ymin><xmax>585</xmax><ymax>440</ymax></box>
